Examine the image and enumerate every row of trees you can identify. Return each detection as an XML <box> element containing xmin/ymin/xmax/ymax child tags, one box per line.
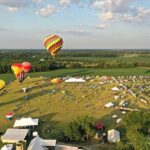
<box><xmin>0</xmin><ymin>60</ymin><xmax>149</xmax><ymax>74</ymax></box>
<box><xmin>0</xmin><ymin>50</ymin><xmax>149</xmax><ymax>73</ymax></box>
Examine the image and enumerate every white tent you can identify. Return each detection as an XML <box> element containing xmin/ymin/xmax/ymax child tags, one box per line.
<box><xmin>107</xmin><ymin>129</ymin><xmax>120</xmax><ymax>143</ymax></box>
<box><xmin>104</xmin><ymin>102</ymin><xmax>114</xmax><ymax>108</ymax></box>
<box><xmin>13</xmin><ymin>117</ymin><xmax>39</xmax><ymax>128</ymax></box>
<box><xmin>27</xmin><ymin>136</ymin><xmax>56</xmax><ymax>150</ymax></box>
<box><xmin>65</xmin><ymin>78</ymin><xmax>86</xmax><ymax>83</ymax></box>
<box><xmin>112</xmin><ymin>87</ymin><xmax>120</xmax><ymax>91</ymax></box>
<box><xmin>1</xmin><ymin>144</ymin><xmax>13</xmax><ymax>150</ymax></box>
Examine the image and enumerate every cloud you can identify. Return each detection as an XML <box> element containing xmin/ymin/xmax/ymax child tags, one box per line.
<box><xmin>58</xmin><ymin>0</ymin><xmax>71</xmax><ymax>6</ymax></box>
<box><xmin>93</xmin><ymin>0</ymin><xmax>150</xmax><ymax>25</ymax></box>
<box><xmin>93</xmin><ymin>0</ymin><xmax>134</xmax><ymax>13</ymax></box>
<box><xmin>95</xmin><ymin>24</ymin><xmax>108</xmax><ymax>29</ymax></box>
<box><xmin>123</xmin><ymin>7</ymin><xmax>150</xmax><ymax>23</ymax></box>
<box><xmin>32</xmin><ymin>0</ymin><xmax>43</xmax><ymax>3</ymax></box>
<box><xmin>7</xmin><ymin>6</ymin><xmax>18</xmax><ymax>12</ymax></box>
<box><xmin>56</xmin><ymin>29</ymin><xmax>91</xmax><ymax>36</ymax></box>
<box><xmin>100</xmin><ymin>12</ymin><xmax>114</xmax><ymax>21</ymax></box>
<box><xmin>0</xmin><ymin>0</ymin><xmax>30</xmax><ymax>8</ymax></box>
<box><xmin>35</xmin><ymin>4</ymin><xmax>59</xmax><ymax>17</ymax></box>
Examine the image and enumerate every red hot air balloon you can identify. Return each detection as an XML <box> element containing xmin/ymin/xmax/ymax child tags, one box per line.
<box><xmin>11</xmin><ymin>63</ymin><xmax>23</xmax><ymax>77</ymax></box>
<box><xmin>22</xmin><ymin>62</ymin><xmax>32</xmax><ymax>73</ymax></box>
<box><xmin>11</xmin><ymin>63</ymin><xmax>27</xmax><ymax>83</ymax></box>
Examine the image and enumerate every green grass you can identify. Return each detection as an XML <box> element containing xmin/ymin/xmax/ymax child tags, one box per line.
<box><xmin>0</xmin><ymin>68</ymin><xmax>150</xmax><ymax>83</ymax></box>
<box><xmin>0</xmin><ymin>68</ymin><xmax>149</xmax><ymax>150</ymax></box>
<box><xmin>58</xmin><ymin>56</ymin><xmax>150</xmax><ymax>63</ymax></box>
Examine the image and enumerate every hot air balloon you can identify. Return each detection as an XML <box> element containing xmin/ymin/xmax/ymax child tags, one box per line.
<box><xmin>43</xmin><ymin>34</ymin><xmax>63</xmax><ymax>59</ymax></box>
<box><xmin>22</xmin><ymin>62</ymin><xmax>32</xmax><ymax>73</ymax></box>
<box><xmin>11</xmin><ymin>63</ymin><xmax>23</xmax><ymax>77</ymax></box>
<box><xmin>0</xmin><ymin>79</ymin><xmax>5</xmax><ymax>90</ymax></box>
<box><xmin>17</xmin><ymin>71</ymin><xmax>27</xmax><ymax>83</ymax></box>
<box><xmin>51</xmin><ymin>78</ymin><xmax>63</xmax><ymax>84</ymax></box>
<box><xmin>11</xmin><ymin>63</ymin><xmax>27</xmax><ymax>83</ymax></box>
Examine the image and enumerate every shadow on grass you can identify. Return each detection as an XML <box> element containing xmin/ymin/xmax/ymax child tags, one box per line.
<box><xmin>36</xmin><ymin>112</ymin><xmax>59</xmax><ymax>139</ymax></box>
<box><xmin>145</xmin><ymin>69</ymin><xmax>150</xmax><ymax>74</ymax></box>
<box><xmin>12</xmin><ymin>81</ymin><xmax>50</xmax><ymax>94</ymax></box>
<box><xmin>21</xmin><ymin>108</ymin><xmax>39</xmax><ymax>117</ymax></box>
<box><xmin>0</xmin><ymin>88</ymin><xmax>49</xmax><ymax>107</ymax></box>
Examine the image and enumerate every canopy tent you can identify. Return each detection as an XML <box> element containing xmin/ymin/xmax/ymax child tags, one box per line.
<box><xmin>13</xmin><ymin>117</ymin><xmax>39</xmax><ymax>128</ymax></box>
<box><xmin>65</xmin><ymin>78</ymin><xmax>86</xmax><ymax>83</ymax></box>
<box><xmin>104</xmin><ymin>102</ymin><xmax>114</xmax><ymax>108</ymax></box>
<box><xmin>1</xmin><ymin>128</ymin><xmax>29</xmax><ymax>143</ymax></box>
<box><xmin>112</xmin><ymin>87</ymin><xmax>120</xmax><ymax>91</ymax></box>
<box><xmin>27</xmin><ymin>136</ymin><xmax>56</xmax><ymax>150</ymax></box>
<box><xmin>107</xmin><ymin>129</ymin><xmax>120</xmax><ymax>143</ymax></box>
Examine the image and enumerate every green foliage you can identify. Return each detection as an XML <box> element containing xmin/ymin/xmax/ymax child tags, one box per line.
<box><xmin>117</xmin><ymin>142</ymin><xmax>134</xmax><ymax>150</ymax></box>
<box><xmin>121</xmin><ymin>110</ymin><xmax>150</xmax><ymax>150</ymax></box>
<box><xmin>63</xmin><ymin>115</ymin><xmax>96</xmax><ymax>142</ymax></box>
<box><xmin>0</xmin><ymin>50</ymin><xmax>150</xmax><ymax>74</ymax></box>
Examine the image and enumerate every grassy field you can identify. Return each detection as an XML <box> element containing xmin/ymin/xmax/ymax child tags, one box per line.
<box><xmin>0</xmin><ymin>67</ymin><xmax>149</xmax><ymax>149</ymax></box>
<box><xmin>58</xmin><ymin>56</ymin><xmax>150</xmax><ymax>63</ymax></box>
<box><xmin>0</xmin><ymin>68</ymin><xmax>150</xmax><ymax>83</ymax></box>
<box><xmin>0</xmin><ymin>69</ymin><xmax>149</xmax><ymax>149</ymax></box>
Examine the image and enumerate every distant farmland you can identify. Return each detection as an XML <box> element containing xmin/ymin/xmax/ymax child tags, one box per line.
<box><xmin>0</xmin><ymin>68</ymin><xmax>150</xmax><ymax>83</ymax></box>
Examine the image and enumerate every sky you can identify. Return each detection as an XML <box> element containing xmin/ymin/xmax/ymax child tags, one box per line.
<box><xmin>0</xmin><ymin>0</ymin><xmax>150</xmax><ymax>49</ymax></box>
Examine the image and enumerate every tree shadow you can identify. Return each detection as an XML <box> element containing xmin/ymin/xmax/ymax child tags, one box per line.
<box><xmin>36</xmin><ymin>112</ymin><xmax>59</xmax><ymax>139</ymax></box>
<box><xmin>145</xmin><ymin>69</ymin><xmax>150</xmax><ymax>74</ymax></box>
<box><xmin>20</xmin><ymin>108</ymin><xmax>39</xmax><ymax>117</ymax></box>
<box><xmin>0</xmin><ymin>88</ymin><xmax>50</xmax><ymax>107</ymax></box>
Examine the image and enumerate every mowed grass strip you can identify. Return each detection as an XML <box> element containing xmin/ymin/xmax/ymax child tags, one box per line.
<box><xmin>0</xmin><ymin>68</ymin><xmax>150</xmax><ymax>83</ymax></box>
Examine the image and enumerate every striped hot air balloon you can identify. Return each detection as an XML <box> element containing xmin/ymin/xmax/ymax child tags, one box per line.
<box><xmin>11</xmin><ymin>63</ymin><xmax>27</xmax><ymax>83</ymax></box>
<box><xmin>43</xmin><ymin>34</ymin><xmax>63</xmax><ymax>59</ymax></box>
<box><xmin>17</xmin><ymin>71</ymin><xmax>27</xmax><ymax>83</ymax></box>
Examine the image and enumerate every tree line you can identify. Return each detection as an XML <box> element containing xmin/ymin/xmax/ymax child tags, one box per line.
<box><xmin>0</xmin><ymin>49</ymin><xmax>149</xmax><ymax>73</ymax></box>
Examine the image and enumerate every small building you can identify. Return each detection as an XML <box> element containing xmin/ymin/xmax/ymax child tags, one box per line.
<box><xmin>107</xmin><ymin>129</ymin><xmax>120</xmax><ymax>143</ymax></box>
<box><xmin>13</xmin><ymin>118</ymin><xmax>39</xmax><ymax>129</ymax></box>
<box><xmin>1</xmin><ymin>128</ymin><xmax>29</xmax><ymax>144</ymax></box>
<box><xmin>27</xmin><ymin>136</ymin><xmax>56</xmax><ymax>150</ymax></box>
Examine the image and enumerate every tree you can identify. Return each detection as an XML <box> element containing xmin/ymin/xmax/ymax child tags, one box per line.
<box><xmin>63</xmin><ymin>115</ymin><xmax>96</xmax><ymax>142</ymax></box>
<box><xmin>117</xmin><ymin>141</ymin><xmax>134</xmax><ymax>150</ymax></box>
<box><xmin>121</xmin><ymin>110</ymin><xmax>150</xmax><ymax>150</ymax></box>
